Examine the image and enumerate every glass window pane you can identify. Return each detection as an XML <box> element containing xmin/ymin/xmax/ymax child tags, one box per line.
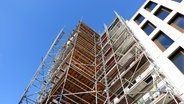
<box><xmin>173</xmin><ymin>0</ymin><xmax>182</xmax><ymax>3</ymax></box>
<box><xmin>171</xmin><ymin>51</ymin><xmax>184</xmax><ymax>73</ymax></box>
<box><xmin>170</xmin><ymin>48</ymin><xmax>184</xmax><ymax>74</ymax></box>
<box><xmin>170</xmin><ymin>13</ymin><xmax>184</xmax><ymax>32</ymax></box>
<box><xmin>144</xmin><ymin>25</ymin><xmax>154</xmax><ymax>35</ymax></box>
<box><xmin>142</xmin><ymin>22</ymin><xmax>156</xmax><ymax>35</ymax></box>
<box><xmin>157</xmin><ymin>33</ymin><xmax>174</xmax><ymax>49</ymax></box>
<box><xmin>145</xmin><ymin>1</ymin><xmax>157</xmax><ymax>12</ymax></box>
<box><xmin>138</xmin><ymin>16</ymin><xmax>145</xmax><ymax>24</ymax></box>
<box><xmin>134</xmin><ymin>14</ymin><xmax>145</xmax><ymax>24</ymax></box>
<box><xmin>173</xmin><ymin>14</ymin><xmax>184</xmax><ymax>30</ymax></box>
<box><xmin>149</xmin><ymin>3</ymin><xmax>157</xmax><ymax>11</ymax></box>
<box><xmin>155</xmin><ymin>7</ymin><xmax>171</xmax><ymax>20</ymax></box>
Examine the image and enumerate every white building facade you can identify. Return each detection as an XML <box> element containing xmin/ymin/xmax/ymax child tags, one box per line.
<box><xmin>128</xmin><ymin>0</ymin><xmax>184</xmax><ymax>101</ymax></box>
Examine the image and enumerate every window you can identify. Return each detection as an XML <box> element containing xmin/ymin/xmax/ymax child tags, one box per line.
<box><xmin>169</xmin><ymin>47</ymin><xmax>184</xmax><ymax>74</ymax></box>
<box><xmin>134</xmin><ymin>14</ymin><xmax>145</xmax><ymax>25</ymax></box>
<box><xmin>172</xmin><ymin>0</ymin><xmax>182</xmax><ymax>3</ymax></box>
<box><xmin>152</xmin><ymin>31</ymin><xmax>174</xmax><ymax>51</ymax></box>
<box><xmin>154</xmin><ymin>6</ymin><xmax>172</xmax><ymax>20</ymax></box>
<box><xmin>144</xmin><ymin>75</ymin><xmax>153</xmax><ymax>84</ymax></box>
<box><xmin>144</xmin><ymin>1</ymin><xmax>157</xmax><ymax>12</ymax></box>
<box><xmin>169</xmin><ymin>13</ymin><xmax>184</xmax><ymax>32</ymax></box>
<box><xmin>142</xmin><ymin>21</ymin><xmax>156</xmax><ymax>35</ymax></box>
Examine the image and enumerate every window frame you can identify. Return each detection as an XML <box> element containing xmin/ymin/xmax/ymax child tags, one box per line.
<box><xmin>169</xmin><ymin>13</ymin><xmax>184</xmax><ymax>33</ymax></box>
<box><xmin>169</xmin><ymin>47</ymin><xmax>184</xmax><ymax>74</ymax></box>
<box><xmin>152</xmin><ymin>31</ymin><xmax>174</xmax><ymax>51</ymax></box>
<box><xmin>154</xmin><ymin>6</ymin><xmax>172</xmax><ymax>20</ymax></box>
<box><xmin>142</xmin><ymin>21</ymin><xmax>156</xmax><ymax>36</ymax></box>
<box><xmin>144</xmin><ymin>1</ymin><xmax>157</xmax><ymax>12</ymax></box>
<box><xmin>134</xmin><ymin>14</ymin><xmax>145</xmax><ymax>25</ymax></box>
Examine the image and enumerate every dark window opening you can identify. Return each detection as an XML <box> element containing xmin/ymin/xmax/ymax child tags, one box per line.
<box><xmin>118</xmin><ymin>91</ymin><xmax>124</xmax><ymax>98</ymax></box>
<box><xmin>144</xmin><ymin>75</ymin><xmax>153</xmax><ymax>84</ymax></box>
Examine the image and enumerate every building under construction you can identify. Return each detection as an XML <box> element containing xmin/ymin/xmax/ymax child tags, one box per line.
<box><xmin>19</xmin><ymin>13</ymin><xmax>183</xmax><ymax>104</ymax></box>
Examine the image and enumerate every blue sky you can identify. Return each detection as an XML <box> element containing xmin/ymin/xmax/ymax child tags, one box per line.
<box><xmin>0</xmin><ymin>0</ymin><xmax>145</xmax><ymax>103</ymax></box>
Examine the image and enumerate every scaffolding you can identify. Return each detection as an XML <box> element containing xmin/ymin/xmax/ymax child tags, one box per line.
<box><xmin>19</xmin><ymin>13</ymin><xmax>183</xmax><ymax>104</ymax></box>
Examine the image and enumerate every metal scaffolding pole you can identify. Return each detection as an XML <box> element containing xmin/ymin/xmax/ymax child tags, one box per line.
<box><xmin>99</xmin><ymin>34</ymin><xmax>111</xmax><ymax>104</ymax></box>
<box><xmin>19</xmin><ymin>28</ymin><xmax>65</xmax><ymax>104</ymax></box>
<box><xmin>104</xmin><ymin>24</ymin><xmax>129</xmax><ymax>104</ymax></box>
<box><xmin>93</xmin><ymin>33</ymin><xmax>98</xmax><ymax>104</ymax></box>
